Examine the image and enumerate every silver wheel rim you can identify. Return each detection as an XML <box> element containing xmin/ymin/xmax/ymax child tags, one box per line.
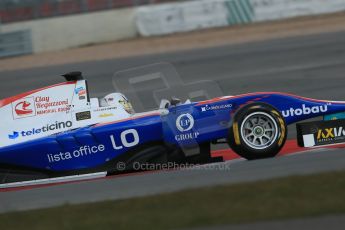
<box><xmin>240</xmin><ymin>112</ymin><xmax>278</xmax><ymax>150</ymax></box>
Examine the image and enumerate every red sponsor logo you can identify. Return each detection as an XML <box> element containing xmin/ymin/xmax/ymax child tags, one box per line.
<box><xmin>15</xmin><ymin>101</ymin><xmax>33</xmax><ymax>116</ymax></box>
<box><xmin>78</xmin><ymin>89</ymin><xmax>86</xmax><ymax>96</ymax></box>
<box><xmin>12</xmin><ymin>96</ymin><xmax>70</xmax><ymax>119</ymax></box>
<box><xmin>12</xmin><ymin>97</ymin><xmax>36</xmax><ymax>119</ymax></box>
<box><xmin>35</xmin><ymin>96</ymin><xmax>70</xmax><ymax>115</ymax></box>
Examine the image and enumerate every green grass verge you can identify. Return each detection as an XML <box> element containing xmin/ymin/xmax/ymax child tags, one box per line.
<box><xmin>1</xmin><ymin>171</ymin><xmax>345</xmax><ymax>230</ymax></box>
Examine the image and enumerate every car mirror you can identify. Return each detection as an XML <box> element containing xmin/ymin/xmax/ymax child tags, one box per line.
<box><xmin>170</xmin><ymin>97</ymin><xmax>181</xmax><ymax>106</ymax></box>
<box><xmin>159</xmin><ymin>99</ymin><xmax>171</xmax><ymax>109</ymax></box>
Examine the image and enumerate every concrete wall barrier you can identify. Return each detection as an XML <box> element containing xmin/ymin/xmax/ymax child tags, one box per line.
<box><xmin>252</xmin><ymin>0</ymin><xmax>345</xmax><ymax>22</ymax></box>
<box><xmin>1</xmin><ymin>7</ymin><xmax>137</xmax><ymax>53</ymax></box>
<box><xmin>0</xmin><ymin>30</ymin><xmax>32</xmax><ymax>58</ymax></box>
<box><xmin>1</xmin><ymin>0</ymin><xmax>345</xmax><ymax>54</ymax></box>
<box><xmin>136</xmin><ymin>0</ymin><xmax>230</xmax><ymax>36</ymax></box>
<box><xmin>136</xmin><ymin>0</ymin><xmax>345</xmax><ymax>36</ymax></box>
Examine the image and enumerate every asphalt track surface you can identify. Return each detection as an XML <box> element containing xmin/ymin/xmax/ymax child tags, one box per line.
<box><xmin>1</xmin><ymin>30</ymin><xmax>345</xmax><ymax>213</ymax></box>
<box><xmin>1</xmin><ymin>148</ymin><xmax>345</xmax><ymax>214</ymax></box>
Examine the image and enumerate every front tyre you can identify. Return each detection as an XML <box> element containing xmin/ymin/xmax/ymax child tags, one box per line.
<box><xmin>228</xmin><ymin>103</ymin><xmax>287</xmax><ymax>160</ymax></box>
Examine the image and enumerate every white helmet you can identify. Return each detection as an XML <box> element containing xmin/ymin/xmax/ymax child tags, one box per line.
<box><xmin>100</xmin><ymin>93</ymin><xmax>135</xmax><ymax>114</ymax></box>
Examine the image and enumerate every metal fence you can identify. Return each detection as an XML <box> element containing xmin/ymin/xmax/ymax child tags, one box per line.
<box><xmin>0</xmin><ymin>30</ymin><xmax>32</xmax><ymax>58</ymax></box>
<box><xmin>0</xmin><ymin>0</ymin><xmax>183</xmax><ymax>23</ymax></box>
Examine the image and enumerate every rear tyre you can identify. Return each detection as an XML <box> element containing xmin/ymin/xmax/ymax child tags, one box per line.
<box><xmin>228</xmin><ymin>103</ymin><xmax>287</xmax><ymax>160</ymax></box>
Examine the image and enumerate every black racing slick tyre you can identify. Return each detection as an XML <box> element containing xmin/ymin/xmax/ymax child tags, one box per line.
<box><xmin>228</xmin><ymin>103</ymin><xmax>287</xmax><ymax>160</ymax></box>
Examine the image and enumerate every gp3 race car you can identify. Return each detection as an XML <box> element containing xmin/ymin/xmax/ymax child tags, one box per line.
<box><xmin>1</xmin><ymin>70</ymin><xmax>345</xmax><ymax>183</ymax></box>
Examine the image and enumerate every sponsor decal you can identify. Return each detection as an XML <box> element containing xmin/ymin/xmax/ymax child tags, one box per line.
<box><xmin>99</xmin><ymin>113</ymin><xmax>114</xmax><ymax>118</ymax></box>
<box><xmin>75</xmin><ymin>86</ymin><xmax>86</xmax><ymax>99</ymax></box>
<box><xmin>324</xmin><ymin>112</ymin><xmax>345</xmax><ymax>121</ymax></box>
<box><xmin>282</xmin><ymin>104</ymin><xmax>328</xmax><ymax>118</ymax></box>
<box><xmin>8</xmin><ymin>131</ymin><xmax>19</xmax><ymax>140</ymax></box>
<box><xmin>12</xmin><ymin>96</ymin><xmax>70</xmax><ymax>119</ymax></box>
<box><xmin>317</xmin><ymin>127</ymin><xmax>345</xmax><ymax>143</ymax></box>
<box><xmin>15</xmin><ymin>101</ymin><xmax>33</xmax><ymax>115</ymax></box>
<box><xmin>297</xmin><ymin>119</ymin><xmax>345</xmax><ymax>147</ymax></box>
<box><xmin>46</xmin><ymin>129</ymin><xmax>140</xmax><ymax>164</ymax></box>
<box><xmin>175</xmin><ymin>132</ymin><xmax>200</xmax><ymax>141</ymax></box>
<box><xmin>93</xmin><ymin>106</ymin><xmax>117</xmax><ymax>112</ymax></box>
<box><xmin>175</xmin><ymin>113</ymin><xmax>199</xmax><ymax>141</ymax></box>
<box><xmin>35</xmin><ymin>96</ymin><xmax>69</xmax><ymax>115</ymax></box>
<box><xmin>47</xmin><ymin>144</ymin><xmax>105</xmax><ymax>163</ymax></box>
<box><xmin>110</xmin><ymin>129</ymin><xmax>140</xmax><ymax>150</ymax></box>
<box><xmin>201</xmin><ymin>104</ymin><xmax>232</xmax><ymax>112</ymax></box>
<box><xmin>12</xmin><ymin>97</ymin><xmax>36</xmax><ymax>118</ymax></box>
<box><xmin>76</xmin><ymin>111</ymin><xmax>91</xmax><ymax>121</ymax></box>
<box><xmin>176</xmin><ymin>113</ymin><xmax>194</xmax><ymax>132</ymax></box>
<box><xmin>8</xmin><ymin>121</ymin><xmax>73</xmax><ymax>140</ymax></box>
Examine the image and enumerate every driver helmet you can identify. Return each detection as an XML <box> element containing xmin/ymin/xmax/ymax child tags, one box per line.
<box><xmin>100</xmin><ymin>93</ymin><xmax>135</xmax><ymax>114</ymax></box>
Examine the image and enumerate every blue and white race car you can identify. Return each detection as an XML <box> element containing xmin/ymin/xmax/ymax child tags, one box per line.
<box><xmin>1</xmin><ymin>70</ymin><xmax>345</xmax><ymax>183</ymax></box>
